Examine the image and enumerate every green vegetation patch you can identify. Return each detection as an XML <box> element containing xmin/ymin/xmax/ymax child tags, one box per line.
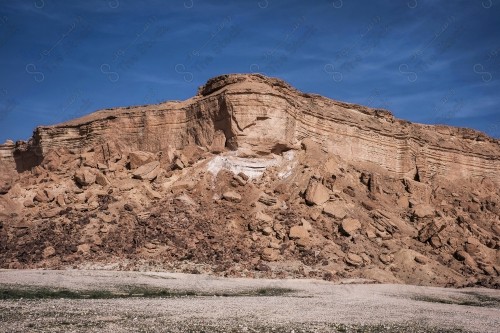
<box><xmin>0</xmin><ymin>285</ymin><xmax>295</xmax><ymax>300</ymax></box>
<box><xmin>412</xmin><ymin>291</ymin><xmax>500</xmax><ymax>308</ymax></box>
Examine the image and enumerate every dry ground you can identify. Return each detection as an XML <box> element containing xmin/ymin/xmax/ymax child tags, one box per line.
<box><xmin>1</xmin><ymin>269</ymin><xmax>499</xmax><ymax>332</ymax></box>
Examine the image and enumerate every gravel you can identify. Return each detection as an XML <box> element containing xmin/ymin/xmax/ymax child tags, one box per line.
<box><xmin>0</xmin><ymin>269</ymin><xmax>499</xmax><ymax>332</ymax></box>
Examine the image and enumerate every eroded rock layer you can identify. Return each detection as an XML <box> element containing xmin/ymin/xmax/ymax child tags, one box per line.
<box><xmin>0</xmin><ymin>74</ymin><xmax>498</xmax><ymax>287</ymax></box>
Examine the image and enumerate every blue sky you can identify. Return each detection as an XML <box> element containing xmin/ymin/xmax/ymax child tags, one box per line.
<box><xmin>0</xmin><ymin>0</ymin><xmax>499</xmax><ymax>142</ymax></box>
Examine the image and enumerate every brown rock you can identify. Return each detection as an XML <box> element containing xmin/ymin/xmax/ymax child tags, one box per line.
<box><xmin>175</xmin><ymin>193</ymin><xmax>198</xmax><ymax>207</ymax></box>
<box><xmin>268</xmin><ymin>241</ymin><xmax>280</xmax><ymax>249</ymax></box>
<box><xmin>237</xmin><ymin>172</ymin><xmax>249</xmax><ymax>181</ymax></box>
<box><xmin>40</xmin><ymin>208</ymin><xmax>61</xmax><ymax>218</ymax></box>
<box><xmin>222</xmin><ymin>191</ymin><xmax>242</xmax><ymax>203</ymax></box>
<box><xmin>465</xmin><ymin>237</ymin><xmax>482</xmax><ymax>256</ymax></box>
<box><xmin>289</xmin><ymin>225</ymin><xmax>309</xmax><ymax>240</ymax></box>
<box><xmin>0</xmin><ymin>180</ymin><xmax>11</xmax><ymax>194</ymax></box>
<box><xmin>301</xmin><ymin>138</ymin><xmax>322</xmax><ymax>156</ymax></box>
<box><xmin>455</xmin><ymin>250</ymin><xmax>478</xmax><ymax>270</ymax></box>
<box><xmin>305</xmin><ymin>180</ymin><xmax>330</xmax><ymax>206</ymax></box>
<box><xmin>258</xmin><ymin>194</ymin><xmax>277</xmax><ymax>206</ymax></box>
<box><xmin>33</xmin><ymin>189</ymin><xmax>50</xmax><ymax>203</ymax></box>
<box><xmin>42</xmin><ymin>246</ymin><xmax>56</xmax><ymax>258</ymax></box>
<box><xmin>429</xmin><ymin>235</ymin><xmax>443</xmax><ymax>248</ymax></box>
<box><xmin>255</xmin><ymin>262</ymin><xmax>270</xmax><ymax>271</ymax></box>
<box><xmin>361</xmin><ymin>201</ymin><xmax>376</xmax><ymax>211</ymax></box>
<box><xmin>322</xmin><ymin>174</ymin><xmax>337</xmax><ymax>191</ymax></box>
<box><xmin>77</xmin><ymin>243</ymin><xmax>90</xmax><ymax>254</ymax></box>
<box><xmin>368</xmin><ymin>173</ymin><xmax>381</xmax><ymax>194</ymax></box>
<box><xmin>233</xmin><ymin>175</ymin><xmax>247</xmax><ymax>186</ymax></box>
<box><xmin>366</xmin><ymin>228</ymin><xmax>377</xmax><ymax>239</ymax></box>
<box><xmin>172</xmin><ymin>158</ymin><xmax>185</xmax><ymax>170</ymax></box>
<box><xmin>414</xmin><ymin>255</ymin><xmax>427</xmax><ymax>264</ymax></box>
<box><xmin>129</xmin><ymin>151</ymin><xmax>156</xmax><ymax>169</ymax></box>
<box><xmin>340</xmin><ymin>218</ymin><xmax>361</xmax><ymax>236</ymax></box>
<box><xmin>74</xmin><ymin>168</ymin><xmax>96</xmax><ymax>186</ymax></box>
<box><xmin>261</xmin><ymin>248</ymin><xmax>279</xmax><ymax>261</ymax></box>
<box><xmin>80</xmin><ymin>152</ymin><xmax>97</xmax><ymax>168</ymax></box>
<box><xmin>255</xmin><ymin>211</ymin><xmax>273</xmax><ymax>223</ymax></box>
<box><xmin>44</xmin><ymin>189</ymin><xmax>55</xmax><ymax>202</ymax></box>
<box><xmin>262</xmin><ymin>226</ymin><xmax>274</xmax><ymax>236</ymax></box>
<box><xmin>379</xmin><ymin>253</ymin><xmax>393</xmax><ymax>265</ymax></box>
<box><xmin>323</xmin><ymin>157</ymin><xmax>339</xmax><ymax>174</ymax></box>
<box><xmin>295</xmin><ymin>237</ymin><xmax>311</xmax><ymax>247</ymax></box>
<box><xmin>310</xmin><ymin>209</ymin><xmax>321</xmax><ymax>221</ymax></box>
<box><xmin>322</xmin><ymin>202</ymin><xmax>347</xmax><ymax>219</ymax></box>
<box><xmin>177</xmin><ymin>153</ymin><xmax>189</xmax><ymax>167</ymax></box>
<box><xmin>454</xmin><ymin>250</ymin><xmax>470</xmax><ymax>262</ymax></box>
<box><xmin>301</xmin><ymin>218</ymin><xmax>313</xmax><ymax>231</ymax></box>
<box><xmin>23</xmin><ymin>199</ymin><xmax>35</xmax><ymax>208</ymax></box>
<box><xmin>397</xmin><ymin>196</ymin><xmax>410</xmax><ymax>208</ymax></box>
<box><xmin>413</xmin><ymin>204</ymin><xmax>435</xmax><ymax>219</ymax></box>
<box><xmin>56</xmin><ymin>194</ymin><xmax>66</xmax><ymax>207</ymax></box>
<box><xmin>479</xmin><ymin>263</ymin><xmax>496</xmax><ymax>276</ymax></box>
<box><xmin>95</xmin><ymin>172</ymin><xmax>110</xmax><ymax>186</ymax></box>
<box><xmin>418</xmin><ymin>220</ymin><xmax>446</xmax><ymax>243</ymax></box>
<box><xmin>97</xmin><ymin>162</ymin><xmax>108</xmax><ymax>170</ymax></box>
<box><xmin>345</xmin><ymin>253</ymin><xmax>363</xmax><ymax>267</ymax></box>
<box><xmin>132</xmin><ymin>161</ymin><xmax>161</xmax><ymax>181</ymax></box>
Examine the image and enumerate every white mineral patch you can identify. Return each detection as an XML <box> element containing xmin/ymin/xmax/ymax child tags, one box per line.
<box><xmin>277</xmin><ymin>150</ymin><xmax>297</xmax><ymax>179</ymax></box>
<box><xmin>207</xmin><ymin>150</ymin><xmax>296</xmax><ymax>179</ymax></box>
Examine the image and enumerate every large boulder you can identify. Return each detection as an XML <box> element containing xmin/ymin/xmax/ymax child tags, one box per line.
<box><xmin>305</xmin><ymin>180</ymin><xmax>330</xmax><ymax>206</ymax></box>
<box><xmin>289</xmin><ymin>225</ymin><xmax>309</xmax><ymax>239</ymax></box>
<box><xmin>172</xmin><ymin>153</ymin><xmax>190</xmax><ymax>170</ymax></box>
<box><xmin>322</xmin><ymin>202</ymin><xmax>347</xmax><ymax>219</ymax></box>
<box><xmin>80</xmin><ymin>151</ymin><xmax>98</xmax><ymax>168</ymax></box>
<box><xmin>340</xmin><ymin>218</ymin><xmax>361</xmax><ymax>236</ymax></box>
<box><xmin>345</xmin><ymin>253</ymin><xmax>363</xmax><ymax>267</ymax></box>
<box><xmin>418</xmin><ymin>220</ymin><xmax>446</xmax><ymax>243</ymax></box>
<box><xmin>413</xmin><ymin>204</ymin><xmax>435</xmax><ymax>219</ymax></box>
<box><xmin>132</xmin><ymin>161</ymin><xmax>161</xmax><ymax>181</ymax></box>
<box><xmin>129</xmin><ymin>151</ymin><xmax>156</xmax><ymax>169</ymax></box>
<box><xmin>95</xmin><ymin>172</ymin><xmax>110</xmax><ymax>186</ymax></box>
<box><xmin>74</xmin><ymin>168</ymin><xmax>96</xmax><ymax>186</ymax></box>
<box><xmin>33</xmin><ymin>189</ymin><xmax>50</xmax><ymax>203</ymax></box>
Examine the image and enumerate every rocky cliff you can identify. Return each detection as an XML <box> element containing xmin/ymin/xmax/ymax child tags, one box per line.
<box><xmin>3</xmin><ymin>74</ymin><xmax>499</xmax><ymax>182</ymax></box>
<box><xmin>0</xmin><ymin>74</ymin><xmax>499</xmax><ymax>287</ymax></box>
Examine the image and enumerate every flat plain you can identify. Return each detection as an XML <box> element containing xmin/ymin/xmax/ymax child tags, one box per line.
<box><xmin>1</xmin><ymin>269</ymin><xmax>499</xmax><ymax>332</ymax></box>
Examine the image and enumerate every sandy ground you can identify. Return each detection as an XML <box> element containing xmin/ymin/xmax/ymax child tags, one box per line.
<box><xmin>1</xmin><ymin>269</ymin><xmax>499</xmax><ymax>332</ymax></box>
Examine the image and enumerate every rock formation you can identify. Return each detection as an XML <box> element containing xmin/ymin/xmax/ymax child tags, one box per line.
<box><xmin>0</xmin><ymin>74</ymin><xmax>499</xmax><ymax>287</ymax></box>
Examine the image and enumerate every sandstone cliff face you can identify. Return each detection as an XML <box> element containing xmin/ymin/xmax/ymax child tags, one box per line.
<box><xmin>0</xmin><ymin>74</ymin><xmax>499</xmax><ymax>287</ymax></box>
<box><xmin>1</xmin><ymin>74</ymin><xmax>498</xmax><ymax>184</ymax></box>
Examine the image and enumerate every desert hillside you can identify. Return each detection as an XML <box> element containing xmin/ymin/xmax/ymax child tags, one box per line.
<box><xmin>0</xmin><ymin>74</ymin><xmax>499</xmax><ymax>288</ymax></box>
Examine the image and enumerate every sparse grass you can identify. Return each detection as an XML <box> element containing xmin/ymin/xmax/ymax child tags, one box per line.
<box><xmin>325</xmin><ymin>323</ymin><xmax>466</xmax><ymax>333</ymax></box>
<box><xmin>0</xmin><ymin>285</ymin><xmax>295</xmax><ymax>300</ymax></box>
<box><xmin>0</xmin><ymin>301</ymin><xmax>470</xmax><ymax>333</ymax></box>
<box><xmin>412</xmin><ymin>292</ymin><xmax>500</xmax><ymax>308</ymax></box>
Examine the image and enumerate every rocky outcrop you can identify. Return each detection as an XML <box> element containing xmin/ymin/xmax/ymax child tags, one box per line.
<box><xmin>0</xmin><ymin>74</ymin><xmax>498</xmax><ymax>288</ymax></box>
<box><xmin>1</xmin><ymin>74</ymin><xmax>498</xmax><ymax>184</ymax></box>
